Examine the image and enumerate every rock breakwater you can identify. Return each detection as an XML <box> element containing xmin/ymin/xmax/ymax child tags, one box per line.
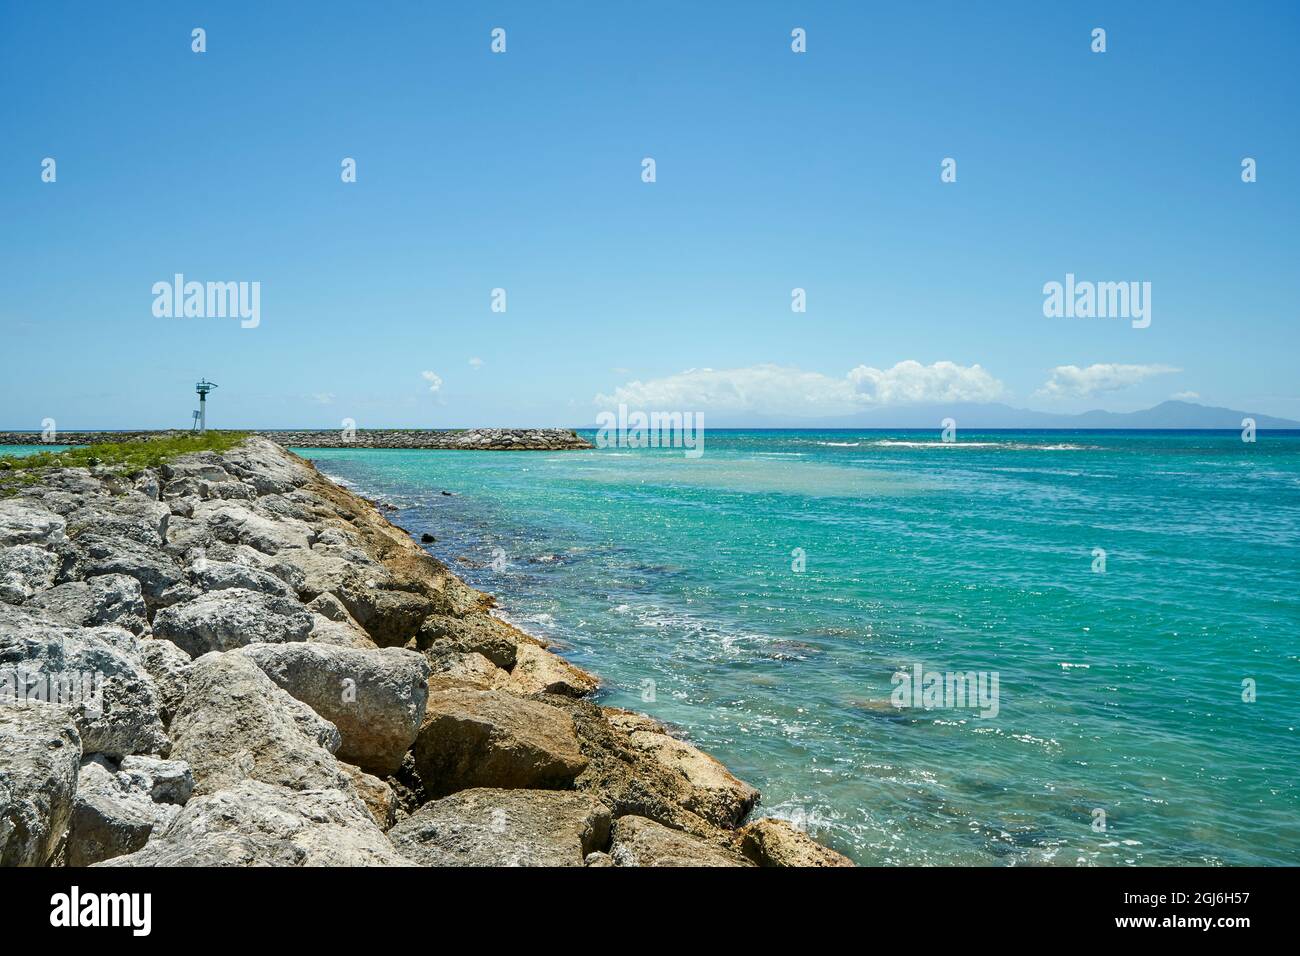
<box><xmin>0</xmin><ymin>428</ymin><xmax>592</xmax><ymax>451</ymax></box>
<box><xmin>0</xmin><ymin>437</ymin><xmax>849</xmax><ymax>867</ymax></box>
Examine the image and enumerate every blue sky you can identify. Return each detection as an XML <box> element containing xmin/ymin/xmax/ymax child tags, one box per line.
<box><xmin>1</xmin><ymin>1</ymin><xmax>1297</xmax><ymax>428</ymax></box>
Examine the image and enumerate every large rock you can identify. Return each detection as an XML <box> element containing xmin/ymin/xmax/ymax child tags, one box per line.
<box><xmin>609</xmin><ymin>815</ymin><xmax>752</xmax><ymax>867</ymax></box>
<box><xmin>152</xmin><ymin>588</ymin><xmax>313</xmax><ymax>656</ymax></box>
<box><xmin>197</xmin><ymin>502</ymin><xmax>313</xmax><ymax>555</ymax></box>
<box><xmin>237</xmin><ymin>642</ymin><xmax>430</xmax><ymax>776</ymax></box>
<box><xmin>413</xmin><ymin>688</ymin><xmax>587</xmax><ymax>797</ymax></box>
<box><xmin>0</xmin><ymin>705</ymin><xmax>81</xmax><ymax>866</ymax></box>
<box><xmin>388</xmin><ymin>788</ymin><xmax>611</xmax><ymax>866</ymax></box>
<box><xmin>66</xmin><ymin>497</ymin><xmax>169</xmax><ymax>548</ymax></box>
<box><xmin>0</xmin><ymin>544</ymin><xmax>60</xmax><ymax>604</ymax></box>
<box><xmin>166</xmin><ymin>652</ymin><xmax>352</xmax><ymax>796</ymax></box>
<box><xmin>28</xmin><ymin>574</ymin><xmax>149</xmax><ymax>636</ymax></box>
<box><xmin>0</xmin><ymin>608</ymin><xmax>169</xmax><ymax>759</ymax></box>
<box><xmin>98</xmin><ymin>780</ymin><xmax>411</xmax><ymax>867</ymax></box>
<box><xmin>307</xmin><ymin>614</ymin><xmax>379</xmax><ymax>650</ymax></box>
<box><xmin>496</xmin><ymin>642</ymin><xmax>599</xmax><ymax>698</ymax></box>
<box><xmin>188</xmin><ymin>558</ymin><xmax>298</xmax><ymax>598</ymax></box>
<box><xmin>270</xmin><ymin>547</ymin><xmax>372</xmax><ymax>601</ymax></box>
<box><xmin>136</xmin><ymin>639</ymin><xmax>192</xmax><ymax>726</ymax></box>
<box><xmin>68</xmin><ymin>532</ymin><xmax>185</xmax><ymax>605</ymax></box>
<box><xmin>66</xmin><ymin>755</ymin><xmax>193</xmax><ymax>866</ymax></box>
<box><xmin>605</xmin><ymin>709</ymin><xmax>758</xmax><ymax>828</ymax></box>
<box><xmin>216</xmin><ymin>437</ymin><xmax>310</xmax><ymax>496</ymax></box>
<box><xmin>419</xmin><ymin>613</ymin><xmax>520</xmax><ymax>669</ymax></box>
<box><xmin>160</xmin><ymin>452</ymin><xmax>233</xmax><ymax>483</ymax></box>
<box><xmin>0</xmin><ymin>500</ymin><xmax>66</xmax><ymax>546</ymax></box>
<box><xmin>428</xmin><ymin>650</ymin><xmax>506</xmax><ymax>689</ymax></box>
<box><xmin>736</xmin><ymin>817</ymin><xmax>855</xmax><ymax>867</ymax></box>
<box><xmin>335</xmin><ymin>577</ymin><xmax>434</xmax><ymax>647</ymax></box>
<box><xmin>339</xmin><ymin>762</ymin><xmax>398</xmax><ymax>830</ymax></box>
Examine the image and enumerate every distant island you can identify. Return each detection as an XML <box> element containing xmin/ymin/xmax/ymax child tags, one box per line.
<box><xmin>629</xmin><ymin>400</ymin><xmax>1300</xmax><ymax>431</ymax></box>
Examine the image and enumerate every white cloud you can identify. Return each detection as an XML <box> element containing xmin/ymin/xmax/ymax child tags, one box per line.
<box><xmin>310</xmin><ymin>392</ymin><xmax>335</xmax><ymax>405</ymax></box>
<box><xmin>594</xmin><ymin>361</ymin><xmax>1004</xmax><ymax>417</ymax></box>
<box><xmin>420</xmin><ymin>370</ymin><xmax>443</xmax><ymax>393</ymax></box>
<box><xmin>468</xmin><ymin>357</ymin><xmax>484</xmax><ymax>370</ymax></box>
<box><xmin>1036</xmin><ymin>363</ymin><xmax>1179</xmax><ymax>399</ymax></box>
<box><xmin>1171</xmin><ymin>390</ymin><xmax>1200</xmax><ymax>401</ymax></box>
<box><xmin>847</xmin><ymin>360</ymin><xmax>1004</xmax><ymax>405</ymax></box>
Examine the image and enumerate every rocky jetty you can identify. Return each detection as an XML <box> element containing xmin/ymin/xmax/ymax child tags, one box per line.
<box><xmin>0</xmin><ymin>428</ymin><xmax>592</xmax><ymax>451</ymax></box>
<box><xmin>0</xmin><ymin>437</ymin><xmax>851</xmax><ymax>867</ymax></box>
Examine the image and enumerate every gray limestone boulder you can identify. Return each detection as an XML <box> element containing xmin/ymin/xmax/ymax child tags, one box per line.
<box><xmin>0</xmin><ymin>608</ymin><xmax>168</xmax><ymax>759</ymax></box>
<box><xmin>388</xmin><ymin>788</ymin><xmax>611</xmax><ymax>866</ymax></box>
<box><xmin>237</xmin><ymin>642</ymin><xmax>430</xmax><ymax>776</ymax></box>
<box><xmin>65</xmin><ymin>755</ymin><xmax>193</xmax><ymax>866</ymax></box>
<box><xmin>0</xmin><ymin>705</ymin><xmax>81</xmax><ymax>866</ymax></box>
<box><xmin>97</xmin><ymin>779</ymin><xmax>411</xmax><ymax>867</ymax></box>
<box><xmin>28</xmin><ymin>573</ymin><xmax>149</xmax><ymax>636</ymax></box>
<box><xmin>166</xmin><ymin>651</ymin><xmax>351</xmax><ymax>796</ymax></box>
<box><xmin>152</xmin><ymin>588</ymin><xmax>313</xmax><ymax>656</ymax></box>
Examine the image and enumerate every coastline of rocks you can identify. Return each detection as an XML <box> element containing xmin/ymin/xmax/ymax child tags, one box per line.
<box><xmin>0</xmin><ymin>428</ymin><xmax>593</xmax><ymax>451</ymax></box>
<box><xmin>0</xmin><ymin>437</ymin><xmax>850</xmax><ymax>867</ymax></box>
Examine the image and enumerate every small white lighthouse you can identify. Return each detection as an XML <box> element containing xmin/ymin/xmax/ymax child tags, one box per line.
<box><xmin>195</xmin><ymin>379</ymin><xmax>218</xmax><ymax>435</ymax></box>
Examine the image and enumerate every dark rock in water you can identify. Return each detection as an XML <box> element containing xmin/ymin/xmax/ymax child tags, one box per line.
<box><xmin>420</xmin><ymin>533</ymin><xmax>435</xmax><ymax>543</ymax></box>
<box><xmin>440</xmin><ymin>491</ymin><xmax>454</xmax><ymax>496</ymax></box>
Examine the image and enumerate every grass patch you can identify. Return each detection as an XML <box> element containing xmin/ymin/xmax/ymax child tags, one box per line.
<box><xmin>0</xmin><ymin>431</ymin><xmax>249</xmax><ymax>492</ymax></box>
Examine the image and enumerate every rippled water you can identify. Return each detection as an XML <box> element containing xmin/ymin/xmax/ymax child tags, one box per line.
<box><xmin>32</xmin><ymin>430</ymin><xmax>1298</xmax><ymax>864</ymax></box>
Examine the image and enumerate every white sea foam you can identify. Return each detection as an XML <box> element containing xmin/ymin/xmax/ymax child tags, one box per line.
<box><xmin>871</xmin><ymin>440</ymin><xmax>1086</xmax><ymax>450</ymax></box>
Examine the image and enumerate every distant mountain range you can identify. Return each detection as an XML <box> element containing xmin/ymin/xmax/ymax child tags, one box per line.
<box><xmin>655</xmin><ymin>401</ymin><xmax>1300</xmax><ymax>430</ymax></box>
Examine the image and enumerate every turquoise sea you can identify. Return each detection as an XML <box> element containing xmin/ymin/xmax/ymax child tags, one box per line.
<box><xmin>299</xmin><ymin>430</ymin><xmax>1300</xmax><ymax>866</ymax></box>
<box><xmin>10</xmin><ymin>431</ymin><xmax>1298</xmax><ymax>865</ymax></box>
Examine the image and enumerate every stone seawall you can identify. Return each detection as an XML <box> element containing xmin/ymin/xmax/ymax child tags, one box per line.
<box><xmin>0</xmin><ymin>428</ymin><xmax>592</xmax><ymax>451</ymax></box>
<box><xmin>0</xmin><ymin>437</ymin><xmax>851</xmax><ymax>867</ymax></box>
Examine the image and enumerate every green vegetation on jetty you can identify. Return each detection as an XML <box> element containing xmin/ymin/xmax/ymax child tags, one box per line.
<box><xmin>0</xmin><ymin>432</ymin><xmax>249</xmax><ymax>494</ymax></box>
